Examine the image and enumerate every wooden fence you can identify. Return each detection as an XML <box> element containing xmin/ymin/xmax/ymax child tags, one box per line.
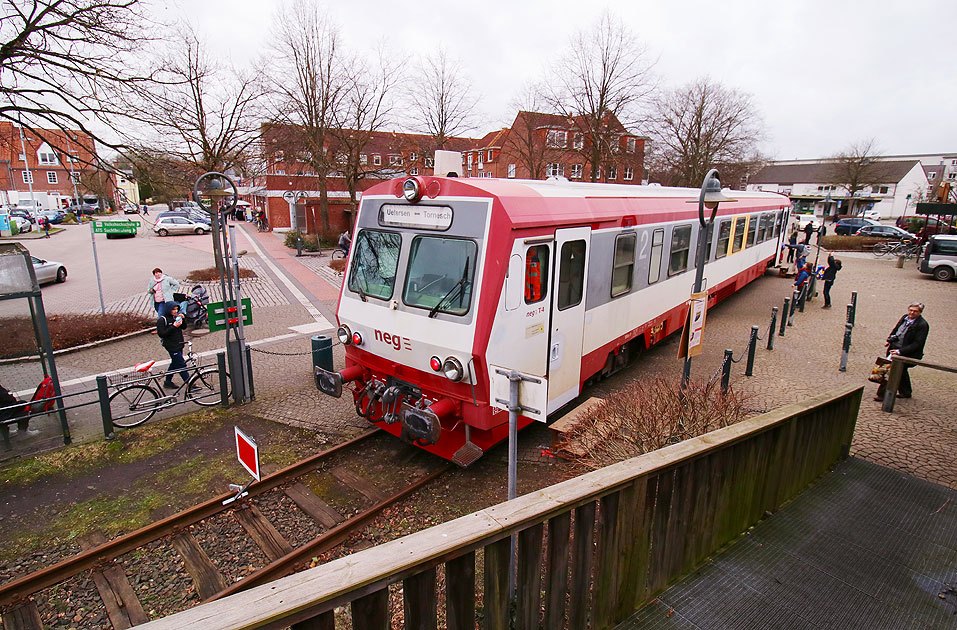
<box><xmin>140</xmin><ymin>384</ymin><xmax>863</xmax><ymax>630</ymax></box>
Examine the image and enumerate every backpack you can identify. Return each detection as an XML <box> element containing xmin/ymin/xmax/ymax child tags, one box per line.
<box><xmin>25</xmin><ymin>376</ymin><xmax>55</xmax><ymax>415</ymax></box>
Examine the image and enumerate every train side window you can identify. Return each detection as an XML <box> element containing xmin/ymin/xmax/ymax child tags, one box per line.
<box><xmin>705</xmin><ymin>221</ymin><xmax>714</xmax><ymax>261</ymax></box>
<box><xmin>669</xmin><ymin>225</ymin><xmax>692</xmax><ymax>276</ymax></box>
<box><xmin>757</xmin><ymin>213</ymin><xmax>768</xmax><ymax>242</ymax></box>
<box><xmin>557</xmin><ymin>240</ymin><xmax>586</xmax><ymax>310</ymax></box>
<box><xmin>732</xmin><ymin>217</ymin><xmax>746</xmax><ymax>252</ymax></box>
<box><xmin>716</xmin><ymin>219</ymin><xmax>731</xmax><ymax>259</ymax></box>
<box><xmin>648</xmin><ymin>229</ymin><xmax>664</xmax><ymax>284</ymax></box>
<box><xmin>746</xmin><ymin>216</ymin><xmax>757</xmax><ymax>247</ymax></box>
<box><xmin>773</xmin><ymin>212</ymin><xmax>783</xmax><ymax>238</ymax></box>
<box><xmin>525</xmin><ymin>245</ymin><xmax>549</xmax><ymax>304</ymax></box>
<box><xmin>505</xmin><ymin>254</ymin><xmax>523</xmax><ymax>311</ymax></box>
<box><xmin>611</xmin><ymin>233</ymin><xmax>636</xmax><ymax>297</ymax></box>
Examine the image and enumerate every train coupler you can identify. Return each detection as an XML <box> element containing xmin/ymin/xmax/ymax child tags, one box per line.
<box><xmin>314</xmin><ymin>364</ymin><xmax>364</xmax><ymax>398</ymax></box>
<box><xmin>399</xmin><ymin>397</ymin><xmax>456</xmax><ymax>446</ymax></box>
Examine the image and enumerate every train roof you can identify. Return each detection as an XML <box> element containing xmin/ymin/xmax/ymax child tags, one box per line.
<box><xmin>364</xmin><ymin>176</ymin><xmax>791</xmax><ymax>229</ymax></box>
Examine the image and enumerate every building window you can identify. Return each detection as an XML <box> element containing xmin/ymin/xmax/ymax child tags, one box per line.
<box><xmin>928</xmin><ymin>171</ymin><xmax>936</xmax><ymax>179</ymax></box>
<box><xmin>879</xmin><ymin>186</ymin><xmax>889</xmax><ymax>194</ymax></box>
<box><xmin>478</xmin><ymin>156</ymin><xmax>483</xmax><ymax>170</ymax></box>
<box><xmin>507</xmin><ymin>164</ymin><xmax>516</xmax><ymax>178</ymax></box>
<box><xmin>669</xmin><ymin>225</ymin><xmax>692</xmax><ymax>276</ymax></box>
<box><xmin>70</xmin><ymin>172</ymin><xmax>80</xmax><ymax>184</ymax></box>
<box><xmin>467</xmin><ymin>153</ymin><xmax>473</xmax><ymax>170</ymax></box>
<box><xmin>607</xmin><ymin>166</ymin><xmax>617</xmax><ymax>180</ymax></box>
<box><xmin>571</xmin><ymin>164</ymin><xmax>583</xmax><ymax>179</ymax></box>
<box><xmin>611</xmin><ymin>233</ymin><xmax>636</xmax><ymax>297</ymax></box>
<box><xmin>487</xmin><ymin>150</ymin><xmax>493</xmax><ymax>162</ymax></box>
<box><xmin>373</xmin><ymin>154</ymin><xmax>381</xmax><ymax>166</ymax></box>
<box><xmin>22</xmin><ymin>171</ymin><xmax>33</xmax><ymax>184</ymax></box>
<box><xmin>46</xmin><ymin>171</ymin><xmax>58</xmax><ymax>184</ymax></box>
<box><xmin>410</xmin><ymin>167</ymin><xmax>418</xmax><ymax>176</ymax></box>
<box><xmin>389</xmin><ymin>155</ymin><xmax>401</xmax><ymax>166</ymax></box>
<box><xmin>425</xmin><ymin>157</ymin><xmax>434</xmax><ymax>167</ymax></box>
<box><xmin>624</xmin><ymin>167</ymin><xmax>634</xmax><ymax>181</ymax></box>
<box><xmin>39</xmin><ymin>149</ymin><xmax>57</xmax><ymax>164</ymax></box>
<box><xmin>486</xmin><ymin>172</ymin><xmax>493</xmax><ymax>178</ymax></box>
<box><xmin>410</xmin><ymin>152</ymin><xmax>417</xmax><ymax>161</ymax></box>
<box><xmin>18</xmin><ymin>153</ymin><xmax>26</xmax><ymax>162</ymax></box>
<box><xmin>360</xmin><ymin>154</ymin><xmax>368</xmax><ymax>165</ymax></box>
<box><xmin>546</xmin><ymin>130</ymin><xmax>567</xmax><ymax>148</ymax></box>
<box><xmin>546</xmin><ymin>163</ymin><xmax>564</xmax><ymax>177</ymax></box>
<box><xmin>626</xmin><ymin>137</ymin><xmax>636</xmax><ymax>153</ymax></box>
<box><xmin>573</xmin><ymin>133</ymin><xmax>583</xmax><ymax>150</ymax></box>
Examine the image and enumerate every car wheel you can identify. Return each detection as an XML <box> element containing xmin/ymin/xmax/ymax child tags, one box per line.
<box><xmin>933</xmin><ymin>266</ymin><xmax>954</xmax><ymax>282</ymax></box>
<box><xmin>195</xmin><ymin>227</ymin><xmax>206</xmax><ymax>235</ymax></box>
<box><xmin>158</xmin><ymin>228</ymin><xmax>168</xmax><ymax>237</ymax></box>
<box><xmin>56</xmin><ymin>267</ymin><xmax>67</xmax><ymax>283</ymax></box>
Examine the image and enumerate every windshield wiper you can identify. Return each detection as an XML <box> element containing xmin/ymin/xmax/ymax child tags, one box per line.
<box><xmin>428</xmin><ymin>258</ymin><xmax>470</xmax><ymax>318</ymax></box>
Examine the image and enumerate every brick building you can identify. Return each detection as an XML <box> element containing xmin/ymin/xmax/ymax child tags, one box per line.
<box><xmin>255</xmin><ymin>111</ymin><xmax>647</xmax><ymax>237</ymax></box>
<box><xmin>0</xmin><ymin>122</ymin><xmax>102</xmax><ymax>210</ymax></box>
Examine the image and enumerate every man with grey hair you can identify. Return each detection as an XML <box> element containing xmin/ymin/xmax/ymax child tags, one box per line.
<box><xmin>875</xmin><ymin>302</ymin><xmax>929</xmax><ymax>401</ymax></box>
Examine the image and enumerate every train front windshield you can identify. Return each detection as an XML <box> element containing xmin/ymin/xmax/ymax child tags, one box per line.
<box><xmin>348</xmin><ymin>230</ymin><xmax>477</xmax><ymax>317</ymax></box>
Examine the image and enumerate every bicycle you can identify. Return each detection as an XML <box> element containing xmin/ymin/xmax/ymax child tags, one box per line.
<box><xmin>108</xmin><ymin>342</ymin><xmax>230</xmax><ymax>428</ymax></box>
<box><xmin>873</xmin><ymin>239</ymin><xmax>921</xmax><ymax>260</ymax></box>
<box><xmin>257</xmin><ymin>217</ymin><xmax>269</xmax><ymax>232</ymax></box>
<box><xmin>331</xmin><ymin>246</ymin><xmax>348</xmax><ymax>260</ymax></box>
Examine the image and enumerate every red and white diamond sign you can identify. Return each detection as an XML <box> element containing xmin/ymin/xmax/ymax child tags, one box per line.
<box><xmin>234</xmin><ymin>426</ymin><xmax>260</xmax><ymax>481</ymax></box>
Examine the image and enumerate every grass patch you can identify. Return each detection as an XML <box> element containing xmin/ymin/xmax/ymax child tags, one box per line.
<box><xmin>283</xmin><ymin>231</ymin><xmax>339</xmax><ymax>252</ymax></box>
<box><xmin>0</xmin><ymin>312</ymin><xmax>154</xmax><ymax>359</ymax></box>
<box><xmin>329</xmin><ymin>258</ymin><xmax>347</xmax><ymax>274</ymax></box>
<box><xmin>186</xmin><ymin>267</ymin><xmax>257</xmax><ymax>282</ymax></box>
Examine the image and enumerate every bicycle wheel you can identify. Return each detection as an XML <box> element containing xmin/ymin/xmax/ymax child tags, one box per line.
<box><xmin>109</xmin><ymin>384</ymin><xmax>161</xmax><ymax>428</ymax></box>
<box><xmin>186</xmin><ymin>368</ymin><xmax>230</xmax><ymax>406</ymax></box>
<box><xmin>873</xmin><ymin>242</ymin><xmax>892</xmax><ymax>258</ymax></box>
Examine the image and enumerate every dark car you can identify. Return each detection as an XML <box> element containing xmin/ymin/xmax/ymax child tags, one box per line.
<box><xmin>68</xmin><ymin>200</ymin><xmax>98</xmax><ymax>215</ymax></box>
<box><xmin>834</xmin><ymin>217</ymin><xmax>879</xmax><ymax>236</ymax></box>
<box><xmin>855</xmin><ymin>225</ymin><xmax>914</xmax><ymax>240</ymax></box>
<box><xmin>9</xmin><ymin>209</ymin><xmax>36</xmax><ymax>224</ymax></box>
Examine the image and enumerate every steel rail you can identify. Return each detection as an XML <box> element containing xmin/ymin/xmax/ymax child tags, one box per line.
<box><xmin>208</xmin><ymin>462</ymin><xmax>453</xmax><ymax>600</ymax></box>
<box><xmin>0</xmin><ymin>429</ymin><xmax>379</xmax><ymax>607</ymax></box>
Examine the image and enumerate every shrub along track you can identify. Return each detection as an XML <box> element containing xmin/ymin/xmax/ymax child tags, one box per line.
<box><xmin>0</xmin><ymin>429</ymin><xmax>451</xmax><ymax>629</ymax></box>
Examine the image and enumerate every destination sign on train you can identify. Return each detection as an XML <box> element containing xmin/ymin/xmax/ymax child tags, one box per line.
<box><xmin>379</xmin><ymin>204</ymin><xmax>452</xmax><ymax>230</ymax></box>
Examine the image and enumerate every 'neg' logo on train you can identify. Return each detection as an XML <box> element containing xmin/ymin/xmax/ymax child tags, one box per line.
<box><xmin>374</xmin><ymin>329</ymin><xmax>412</xmax><ymax>351</ymax></box>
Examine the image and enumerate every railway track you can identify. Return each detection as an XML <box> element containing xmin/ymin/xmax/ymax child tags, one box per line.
<box><xmin>0</xmin><ymin>429</ymin><xmax>451</xmax><ymax>629</ymax></box>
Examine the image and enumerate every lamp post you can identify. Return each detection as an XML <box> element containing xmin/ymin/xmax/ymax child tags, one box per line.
<box><xmin>283</xmin><ymin>188</ymin><xmax>306</xmax><ymax>256</ymax></box>
<box><xmin>193</xmin><ymin>172</ymin><xmax>251</xmax><ymax>404</ymax></box>
<box><xmin>681</xmin><ymin>169</ymin><xmax>735</xmax><ymax>389</ymax></box>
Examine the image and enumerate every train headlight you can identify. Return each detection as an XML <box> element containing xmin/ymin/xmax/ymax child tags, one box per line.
<box><xmin>442</xmin><ymin>356</ymin><xmax>464</xmax><ymax>382</ymax></box>
<box><xmin>402</xmin><ymin>177</ymin><xmax>422</xmax><ymax>203</ymax></box>
<box><xmin>337</xmin><ymin>325</ymin><xmax>352</xmax><ymax>345</ymax></box>
<box><xmin>429</xmin><ymin>356</ymin><xmax>442</xmax><ymax>371</ymax></box>
<box><xmin>352</xmin><ymin>331</ymin><xmax>363</xmax><ymax>346</ymax></box>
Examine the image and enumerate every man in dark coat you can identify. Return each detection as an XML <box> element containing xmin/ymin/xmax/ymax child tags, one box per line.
<box><xmin>821</xmin><ymin>255</ymin><xmax>841</xmax><ymax>308</ymax></box>
<box><xmin>157</xmin><ymin>304</ymin><xmax>189</xmax><ymax>389</ymax></box>
<box><xmin>803</xmin><ymin>221</ymin><xmax>815</xmax><ymax>244</ymax></box>
<box><xmin>875</xmin><ymin>302</ymin><xmax>929</xmax><ymax>400</ymax></box>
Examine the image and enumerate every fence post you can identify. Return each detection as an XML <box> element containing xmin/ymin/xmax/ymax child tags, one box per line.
<box><xmin>218</xmin><ymin>352</ymin><xmax>229</xmax><ymax>409</ymax></box>
<box><xmin>779</xmin><ymin>299</ymin><xmax>789</xmax><ymax>336</ymax></box>
<box><xmin>245</xmin><ymin>346</ymin><xmax>255</xmax><ymax>402</ymax></box>
<box><xmin>845</xmin><ymin>304</ymin><xmax>854</xmax><ymax>347</ymax></box>
<box><xmin>850</xmin><ymin>291</ymin><xmax>858</xmax><ymax>326</ymax></box>
<box><xmin>96</xmin><ymin>375</ymin><xmax>114</xmax><ymax>440</ymax></box>
<box><xmin>882</xmin><ymin>357</ymin><xmax>904</xmax><ymax>412</ymax></box>
<box><xmin>808</xmin><ymin>273</ymin><xmax>817</xmax><ymax>300</ymax></box>
<box><xmin>798</xmin><ymin>284</ymin><xmax>808</xmax><ymax>312</ymax></box>
<box><xmin>720</xmin><ymin>349</ymin><xmax>733</xmax><ymax>395</ymax></box>
<box><xmin>839</xmin><ymin>321</ymin><xmax>853</xmax><ymax>372</ymax></box>
<box><xmin>745</xmin><ymin>325</ymin><xmax>759</xmax><ymax>376</ymax></box>
<box><xmin>768</xmin><ymin>307</ymin><xmax>778</xmax><ymax>349</ymax></box>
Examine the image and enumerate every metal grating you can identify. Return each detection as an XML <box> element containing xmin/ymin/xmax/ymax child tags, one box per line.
<box><xmin>616</xmin><ymin>457</ymin><xmax>957</xmax><ymax>629</ymax></box>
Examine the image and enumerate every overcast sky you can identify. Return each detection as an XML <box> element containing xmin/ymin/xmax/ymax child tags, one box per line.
<box><xmin>166</xmin><ymin>0</ymin><xmax>956</xmax><ymax>161</ymax></box>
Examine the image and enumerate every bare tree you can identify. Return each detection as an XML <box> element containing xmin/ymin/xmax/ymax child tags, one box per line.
<box><xmin>268</xmin><ymin>1</ymin><xmax>347</xmax><ymax>235</ymax></box>
<box><xmin>825</xmin><ymin>139</ymin><xmax>893</xmax><ymax>216</ymax></box>
<box><xmin>125</xmin><ymin>149</ymin><xmax>199</xmax><ymax>208</ymax></box>
<box><xmin>544</xmin><ymin>11</ymin><xmax>655</xmax><ymax>181</ymax></box>
<box><xmin>646</xmin><ymin>77</ymin><xmax>765</xmax><ymax>188</ymax></box>
<box><xmin>502</xmin><ymin>85</ymin><xmax>551</xmax><ymax>180</ymax></box>
<box><xmin>0</xmin><ymin>0</ymin><xmax>158</xmax><ymax>163</ymax></box>
<box><xmin>405</xmin><ymin>49</ymin><xmax>479</xmax><ymax>152</ymax></box>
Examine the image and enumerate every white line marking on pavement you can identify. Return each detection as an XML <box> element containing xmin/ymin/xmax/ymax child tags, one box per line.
<box><xmin>288</xmin><ymin>322</ymin><xmax>329</xmax><ymax>335</ymax></box>
<box><xmin>236</xmin><ymin>223</ymin><xmax>332</xmax><ymax>328</ymax></box>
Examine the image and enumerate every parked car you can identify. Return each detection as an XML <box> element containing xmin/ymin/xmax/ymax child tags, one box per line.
<box><xmin>917</xmin><ymin>234</ymin><xmax>957</xmax><ymax>282</ymax></box>
<box><xmin>67</xmin><ymin>199</ymin><xmax>98</xmax><ymax>215</ymax></box>
<box><xmin>855</xmin><ymin>225</ymin><xmax>914</xmax><ymax>240</ymax></box>
<box><xmin>30</xmin><ymin>256</ymin><xmax>67</xmax><ymax>284</ymax></box>
<box><xmin>38</xmin><ymin>209</ymin><xmax>65</xmax><ymax>224</ymax></box>
<box><xmin>16</xmin><ymin>200</ymin><xmax>44</xmax><ymax>215</ymax></box>
<box><xmin>153</xmin><ymin>216</ymin><xmax>209</xmax><ymax>236</ymax></box>
<box><xmin>793</xmin><ymin>214</ymin><xmax>818</xmax><ymax>231</ymax></box>
<box><xmin>9</xmin><ymin>208</ymin><xmax>36</xmax><ymax>225</ymax></box>
<box><xmin>834</xmin><ymin>217</ymin><xmax>879</xmax><ymax>235</ymax></box>
<box><xmin>156</xmin><ymin>210</ymin><xmax>211</xmax><ymax>225</ymax></box>
<box><xmin>10</xmin><ymin>216</ymin><xmax>32</xmax><ymax>233</ymax></box>
<box><xmin>122</xmin><ymin>202</ymin><xmax>139</xmax><ymax>214</ymax></box>
<box><xmin>861</xmin><ymin>209</ymin><xmax>881</xmax><ymax>221</ymax></box>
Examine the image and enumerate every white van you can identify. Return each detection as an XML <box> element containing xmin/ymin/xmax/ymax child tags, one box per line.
<box><xmin>917</xmin><ymin>235</ymin><xmax>957</xmax><ymax>281</ymax></box>
<box><xmin>16</xmin><ymin>199</ymin><xmax>44</xmax><ymax>214</ymax></box>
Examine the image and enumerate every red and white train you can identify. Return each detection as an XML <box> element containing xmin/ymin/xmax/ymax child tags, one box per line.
<box><xmin>315</xmin><ymin>176</ymin><xmax>790</xmax><ymax>465</ymax></box>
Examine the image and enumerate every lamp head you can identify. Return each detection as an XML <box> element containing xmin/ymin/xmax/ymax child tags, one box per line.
<box><xmin>702</xmin><ymin>174</ymin><xmax>736</xmax><ymax>209</ymax></box>
<box><xmin>200</xmin><ymin>176</ymin><xmax>231</xmax><ymax>199</ymax></box>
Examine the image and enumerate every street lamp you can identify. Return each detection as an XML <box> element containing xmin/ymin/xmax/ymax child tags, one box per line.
<box><xmin>681</xmin><ymin>169</ymin><xmax>735</xmax><ymax>389</ymax></box>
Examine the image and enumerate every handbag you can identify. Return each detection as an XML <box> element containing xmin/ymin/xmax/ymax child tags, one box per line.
<box><xmin>867</xmin><ymin>357</ymin><xmax>892</xmax><ymax>383</ymax></box>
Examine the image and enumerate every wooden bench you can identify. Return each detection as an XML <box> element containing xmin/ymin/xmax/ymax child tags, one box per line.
<box><xmin>548</xmin><ymin>397</ymin><xmax>604</xmax><ymax>458</ymax></box>
<box><xmin>882</xmin><ymin>355</ymin><xmax>957</xmax><ymax>412</ymax></box>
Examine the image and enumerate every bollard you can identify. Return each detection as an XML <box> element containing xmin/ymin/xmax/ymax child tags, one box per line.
<box><xmin>312</xmin><ymin>335</ymin><xmax>334</xmax><ymax>372</ymax></box>
<box><xmin>850</xmin><ymin>291</ymin><xmax>858</xmax><ymax>326</ymax></box>
<box><xmin>779</xmin><ymin>298</ymin><xmax>789</xmax><ymax>336</ymax></box>
<box><xmin>896</xmin><ymin>255</ymin><xmax>904</xmax><ymax>268</ymax></box>
<box><xmin>245</xmin><ymin>346</ymin><xmax>255</xmax><ymax>402</ymax></box>
<box><xmin>808</xmin><ymin>273</ymin><xmax>817</xmax><ymax>300</ymax></box>
<box><xmin>768</xmin><ymin>307</ymin><xmax>778</xmax><ymax>349</ymax></box>
<box><xmin>296</xmin><ymin>230</ymin><xmax>303</xmax><ymax>257</ymax></box>
<box><xmin>720</xmin><ymin>349</ymin><xmax>733</xmax><ymax>395</ymax></box>
<box><xmin>788</xmin><ymin>291</ymin><xmax>798</xmax><ymax>326</ymax></box>
<box><xmin>845</xmin><ymin>304</ymin><xmax>854</xmax><ymax>346</ymax></box>
<box><xmin>217</xmin><ymin>352</ymin><xmax>229</xmax><ymax>408</ymax></box>
<box><xmin>798</xmin><ymin>284</ymin><xmax>808</xmax><ymax>312</ymax></box>
<box><xmin>96</xmin><ymin>375</ymin><xmax>114</xmax><ymax>440</ymax></box>
<box><xmin>745</xmin><ymin>325</ymin><xmax>759</xmax><ymax>376</ymax></box>
<box><xmin>839</xmin><ymin>321</ymin><xmax>852</xmax><ymax>372</ymax></box>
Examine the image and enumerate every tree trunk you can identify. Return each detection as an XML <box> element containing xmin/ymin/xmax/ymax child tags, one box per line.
<box><xmin>318</xmin><ymin>172</ymin><xmax>331</xmax><ymax>237</ymax></box>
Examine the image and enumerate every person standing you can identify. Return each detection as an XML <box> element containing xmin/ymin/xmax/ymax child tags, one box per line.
<box><xmin>787</xmin><ymin>231</ymin><xmax>798</xmax><ymax>263</ymax></box>
<box><xmin>820</xmin><ymin>254</ymin><xmax>841</xmax><ymax>309</ymax></box>
<box><xmin>41</xmin><ymin>215</ymin><xmax>51</xmax><ymax>238</ymax></box>
<box><xmin>147</xmin><ymin>267</ymin><xmax>180</xmax><ymax>319</ymax></box>
<box><xmin>803</xmin><ymin>221</ymin><xmax>815</xmax><ymax>245</ymax></box>
<box><xmin>156</xmin><ymin>305</ymin><xmax>189</xmax><ymax>389</ymax></box>
<box><xmin>817</xmin><ymin>222</ymin><xmax>827</xmax><ymax>243</ymax></box>
<box><xmin>875</xmin><ymin>303</ymin><xmax>929</xmax><ymax>401</ymax></box>
<box><xmin>142</xmin><ymin>203</ymin><xmax>149</xmax><ymax>216</ymax></box>
<box><xmin>794</xmin><ymin>263</ymin><xmax>811</xmax><ymax>292</ymax></box>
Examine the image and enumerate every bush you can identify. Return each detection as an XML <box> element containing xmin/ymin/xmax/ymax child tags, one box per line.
<box><xmin>186</xmin><ymin>267</ymin><xmax>257</xmax><ymax>282</ymax></box>
<box><xmin>61</xmin><ymin>213</ymin><xmax>79</xmax><ymax>225</ymax></box>
<box><xmin>0</xmin><ymin>312</ymin><xmax>155</xmax><ymax>359</ymax></box>
<box><xmin>820</xmin><ymin>235</ymin><xmax>884</xmax><ymax>251</ymax></box>
<box><xmin>558</xmin><ymin>377</ymin><xmax>752</xmax><ymax>470</ymax></box>
<box><xmin>329</xmin><ymin>259</ymin><xmax>347</xmax><ymax>274</ymax></box>
<box><xmin>283</xmin><ymin>231</ymin><xmax>321</xmax><ymax>252</ymax></box>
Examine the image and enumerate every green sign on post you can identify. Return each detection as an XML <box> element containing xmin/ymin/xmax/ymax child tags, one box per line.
<box><xmin>208</xmin><ymin>298</ymin><xmax>252</xmax><ymax>332</ymax></box>
<box><xmin>92</xmin><ymin>221</ymin><xmax>140</xmax><ymax>234</ymax></box>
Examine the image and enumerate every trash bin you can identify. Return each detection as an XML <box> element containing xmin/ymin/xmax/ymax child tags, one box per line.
<box><xmin>312</xmin><ymin>335</ymin><xmax>333</xmax><ymax>372</ymax></box>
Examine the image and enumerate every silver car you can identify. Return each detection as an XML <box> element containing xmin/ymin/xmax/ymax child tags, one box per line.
<box><xmin>31</xmin><ymin>256</ymin><xmax>67</xmax><ymax>284</ymax></box>
<box><xmin>153</xmin><ymin>216</ymin><xmax>209</xmax><ymax>236</ymax></box>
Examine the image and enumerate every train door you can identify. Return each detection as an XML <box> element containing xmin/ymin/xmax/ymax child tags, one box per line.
<box><xmin>547</xmin><ymin>227</ymin><xmax>591</xmax><ymax>413</ymax></box>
